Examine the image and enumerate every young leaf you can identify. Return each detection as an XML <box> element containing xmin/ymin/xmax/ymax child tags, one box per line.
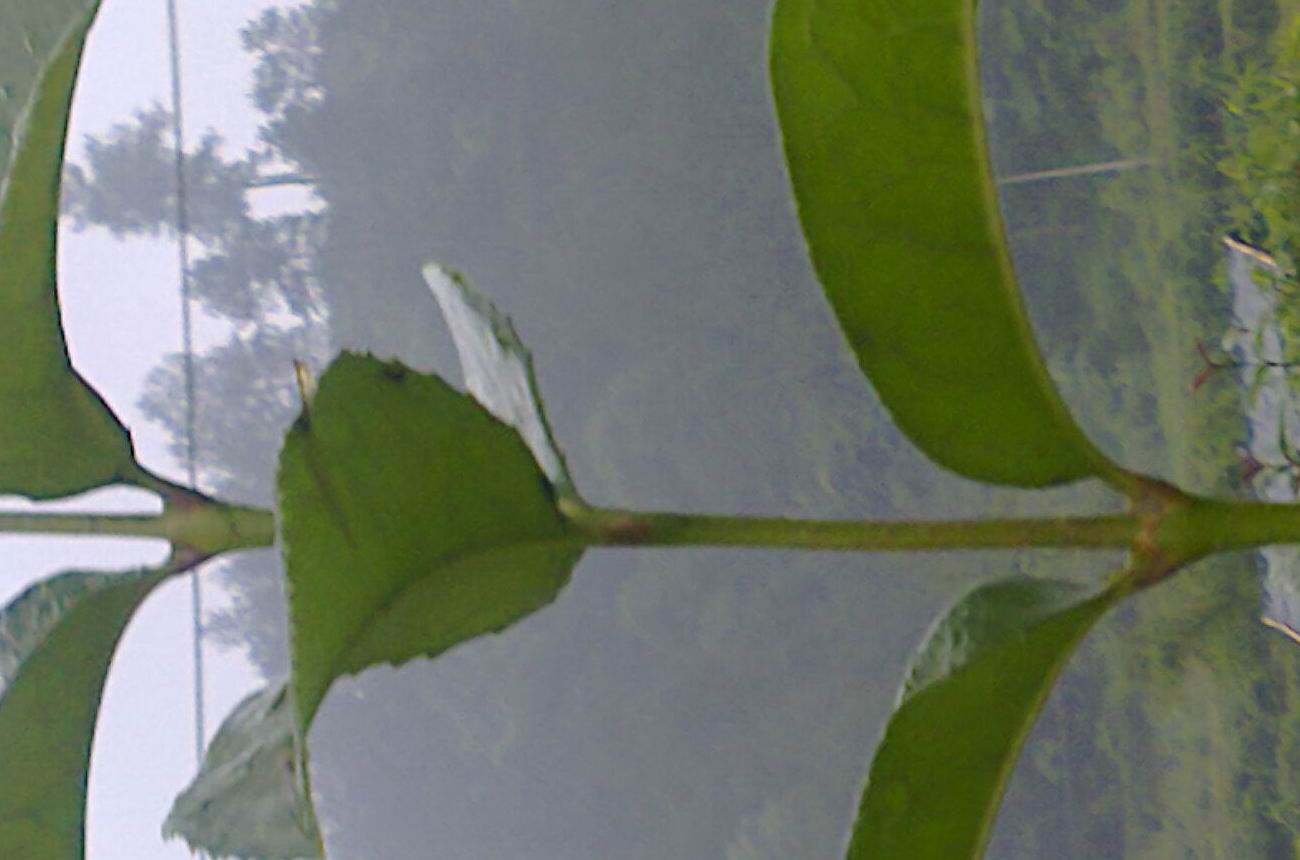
<box><xmin>769</xmin><ymin>0</ymin><xmax>1123</xmax><ymax>487</ymax></box>
<box><xmin>846</xmin><ymin>576</ymin><xmax>1122</xmax><ymax>860</ymax></box>
<box><xmin>422</xmin><ymin>263</ymin><xmax>574</xmax><ymax>494</ymax></box>
<box><xmin>0</xmin><ymin>567</ymin><xmax>168</xmax><ymax>857</ymax></box>
<box><xmin>277</xmin><ymin>353</ymin><xmax>583</xmax><ymax>727</ymax></box>
<box><xmin>0</xmin><ymin>0</ymin><xmax>138</xmax><ymax>499</ymax></box>
<box><xmin>164</xmin><ymin>682</ymin><xmax>323</xmax><ymax>860</ymax></box>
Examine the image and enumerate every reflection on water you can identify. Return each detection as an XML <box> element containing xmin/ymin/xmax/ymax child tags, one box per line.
<box><xmin>33</xmin><ymin>0</ymin><xmax>1300</xmax><ymax>857</ymax></box>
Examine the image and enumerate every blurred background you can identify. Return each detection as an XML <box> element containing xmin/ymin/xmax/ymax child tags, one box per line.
<box><xmin>13</xmin><ymin>0</ymin><xmax>1300</xmax><ymax>855</ymax></box>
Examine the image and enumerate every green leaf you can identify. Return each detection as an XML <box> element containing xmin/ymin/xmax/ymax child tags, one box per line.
<box><xmin>0</xmin><ymin>567</ymin><xmax>167</xmax><ymax>857</ymax></box>
<box><xmin>278</xmin><ymin>353</ymin><xmax>582</xmax><ymax>727</ymax></box>
<box><xmin>846</xmin><ymin>576</ymin><xmax>1121</xmax><ymax>860</ymax></box>
<box><xmin>164</xmin><ymin>682</ymin><xmax>323</xmax><ymax>860</ymax></box>
<box><xmin>0</xmin><ymin>0</ymin><xmax>138</xmax><ymax>499</ymax></box>
<box><xmin>769</xmin><ymin>0</ymin><xmax>1121</xmax><ymax>487</ymax></box>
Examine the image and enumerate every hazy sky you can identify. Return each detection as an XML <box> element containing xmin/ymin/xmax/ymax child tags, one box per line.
<box><xmin>0</xmin><ymin>1</ymin><xmax>291</xmax><ymax>857</ymax></box>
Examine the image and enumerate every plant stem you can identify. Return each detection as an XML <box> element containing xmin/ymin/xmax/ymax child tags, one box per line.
<box><xmin>0</xmin><ymin>503</ymin><xmax>275</xmax><ymax>555</ymax></box>
<box><xmin>1162</xmin><ymin>496</ymin><xmax>1300</xmax><ymax>562</ymax></box>
<box><xmin>11</xmin><ymin>494</ymin><xmax>1300</xmax><ymax>567</ymax></box>
<box><xmin>0</xmin><ymin>512</ymin><xmax>166</xmax><ymax>539</ymax></box>
<box><xmin>568</xmin><ymin>505</ymin><xmax>1140</xmax><ymax>552</ymax></box>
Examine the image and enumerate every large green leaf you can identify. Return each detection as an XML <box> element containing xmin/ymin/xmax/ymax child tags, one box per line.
<box><xmin>0</xmin><ymin>567</ymin><xmax>167</xmax><ymax>857</ymax></box>
<box><xmin>0</xmin><ymin>0</ymin><xmax>137</xmax><ymax>499</ymax></box>
<box><xmin>278</xmin><ymin>352</ymin><xmax>582</xmax><ymax>727</ymax></box>
<box><xmin>769</xmin><ymin>0</ymin><xmax>1122</xmax><ymax>487</ymax></box>
<box><xmin>846</xmin><ymin>576</ymin><xmax>1121</xmax><ymax>860</ymax></box>
<box><xmin>164</xmin><ymin>682</ymin><xmax>322</xmax><ymax>860</ymax></box>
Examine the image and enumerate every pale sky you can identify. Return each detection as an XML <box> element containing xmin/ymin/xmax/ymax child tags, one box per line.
<box><xmin>0</xmin><ymin>1</ymin><xmax>295</xmax><ymax>857</ymax></box>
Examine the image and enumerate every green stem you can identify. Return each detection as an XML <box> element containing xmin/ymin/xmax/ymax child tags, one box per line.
<box><xmin>568</xmin><ymin>505</ymin><xmax>1140</xmax><ymax>552</ymax></box>
<box><xmin>1162</xmin><ymin>496</ymin><xmax>1300</xmax><ymax>562</ymax></box>
<box><xmin>10</xmin><ymin>493</ymin><xmax>1300</xmax><ymax>568</ymax></box>
<box><xmin>0</xmin><ymin>503</ymin><xmax>275</xmax><ymax>555</ymax></box>
<box><xmin>0</xmin><ymin>512</ymin><xmax>169</xmax><ymax>540</ymax></box>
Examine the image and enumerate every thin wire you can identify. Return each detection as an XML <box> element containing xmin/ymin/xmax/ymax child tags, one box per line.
<box><xmin>164</xmin><ymin>0</ymin><xmax>206</xmax><ymax>772</ymax></box>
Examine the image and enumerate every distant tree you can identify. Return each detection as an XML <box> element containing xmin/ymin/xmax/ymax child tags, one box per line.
<box><xmin>63</xmin><ymin>107</ymin><xmax>323</xmax><ymax>324</ymax></box>
<box><xmin>138</xmin><ymin>324</ymin><xmax>326</xmax><ymax>678</ymax></box>
<box><xmin>62</xmin><ymin>105</ymin><xmax>253</xmax><ymax>243</ymax></box>
<box><xmin>60</xmin><ymin>9</ymin><xmax>332</xmax><ymax>683</ymax></box>
<box><xmin>138</xmin><ymin>325</ymin><xmax>323</xmax><ymax>507</ymax></box>
<box><xmin>188</xmin><ymin>212</ymin><xmax>327</xmax><ymax>322</ymax></box>
<box><xmin>242</xmin><ymin>4</ymin><xmax>324</xmax><ymax>153</ymax></box>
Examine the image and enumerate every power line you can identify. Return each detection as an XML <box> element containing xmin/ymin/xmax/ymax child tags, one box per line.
<box><xmin>163</xmin><ymin>0</ymin><xmax>206</xmax><ymax>775</ymax></box>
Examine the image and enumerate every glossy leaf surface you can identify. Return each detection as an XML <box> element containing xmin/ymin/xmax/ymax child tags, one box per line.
<box><xmin>278</xmin><ymin>353</ymin><xmax>581</xmax><ymax>727</ymax></box>
<box><xmin>0</xmin><ymin>0</ymin><xmax>137</xmax><ymax>498</ymax></box>
<box><xmin>769</xmin><ymin>0</ymin><xmax>1121</xmax><ymax>487</ymax></box>
<box><xmin>0</xmin><ymin>568</ymin><xmax>166</xmax><ymax>857</ymax></box>
<box><xmin>846</xmin><ymin>576</ymin><xmax>1121</xmax><ymax>859</ymax></box>
<box><xmin>165</xmin><ymin>683</ymin><xmax>322</xmax><ymax>859</ymax></box>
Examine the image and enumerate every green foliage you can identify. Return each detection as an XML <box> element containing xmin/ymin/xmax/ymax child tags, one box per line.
<box><xmin>769</xmin><ymin>0</ymin><xmax>1125</xmax><ymax>488</ymax></box>
<box><xmin>277</xmin><ymin>352</ymin><xmax>583</xmax><ymax>727</ymax></box>
<box><xmin>847</xmin><ymin>576</ymin><xmax>1122</xmax><ymax>859</ymax></box>
<box><xmin>165</xmin><ymin>683</ymin><xmax>322</xmax><ymax>860</ymax></box>
<box><xmin>0</xmin><ymin>0</ymin><xmax>137</xmax><ymax>499</ymax></box>
<box><xmin>60</xmin><ymin>105</ymin><xmax>254</xmax><ymax>243</ymax></box>
<box><xmin>0</xmin><ymin>0</ymin><xmax>1294</xmax><ymax>858</ymax></box>
<box><xmin>0</xmin><ymin>569</ymin><xmax>166</xmax><ymax>857</ymax></box>
<box><xmin>1209</xmin><ymin>41</ymin><xmax>1300</xmax><ymax>275</ymax></box>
